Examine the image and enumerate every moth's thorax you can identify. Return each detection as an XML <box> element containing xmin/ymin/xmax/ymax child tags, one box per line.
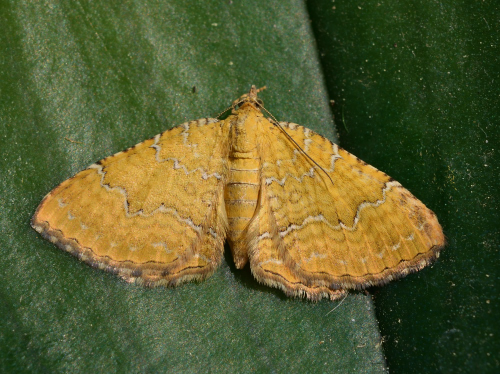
<box><xmin>225</xmin><ymin>105</ymin><xmax>264</xmax><ymax>268</ymax></box>
<box><xmin>229</xmin><ymin>105</ymin><xmax>264</xmax><ymax>154</ymax></box>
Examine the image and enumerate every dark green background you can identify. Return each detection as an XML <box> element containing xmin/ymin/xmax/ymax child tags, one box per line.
<box><xmin>0</xmin><ymin>1</ymin><xmax>498</xmax><ymax>373</ymax></box>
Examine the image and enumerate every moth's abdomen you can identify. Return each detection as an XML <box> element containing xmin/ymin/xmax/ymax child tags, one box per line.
<box><xmin>224</xmin><ymin>155</ymin><xmax>260</xmax><ymax>268</ymax></box>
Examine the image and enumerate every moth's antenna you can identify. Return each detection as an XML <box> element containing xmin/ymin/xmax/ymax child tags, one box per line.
<box><xmin>216</xmin><ymin>93</ymin><xmax>248</xmax><ymax>119</ymax></box>
<box><xmin>216</xmin><ymin>105</ymin><xmax>234</xmax><ymax>119</ymax></box>
<box><xmin>325</xmin><ymin>294</ymin><xmax>348</xmax><ymax>316</ymax></box>
<box><xmin>276</xmin><ymin>121</ymin><xmax>335</xmax><ymax>188</ymax></box>
<box><xmin>216</xmin><ymin>86</ymin><xmax>267</xmax><ymax>119</ymax></box>
<box><xmin>261</xmin><ymin>106</ymin><xmax>335</xmax><ymax>188</ymax></box>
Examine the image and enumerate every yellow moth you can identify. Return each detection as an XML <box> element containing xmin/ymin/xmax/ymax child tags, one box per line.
<box><xmin>32</xmin><ymin>86</ymin><xmax>444</xmax><ymax>300</ymax></box>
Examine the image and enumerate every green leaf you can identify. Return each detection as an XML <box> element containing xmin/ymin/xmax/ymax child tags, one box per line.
<box><xmin>1</xmin><ymin>1</ymin><xmax>385</xmax><ymax>373</ymax></box>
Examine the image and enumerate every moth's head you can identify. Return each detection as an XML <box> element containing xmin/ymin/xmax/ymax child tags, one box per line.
<box><xmin>232</xmin><ymin>85</ymin><xmax>266</xmax><ymax>112</ymax></box>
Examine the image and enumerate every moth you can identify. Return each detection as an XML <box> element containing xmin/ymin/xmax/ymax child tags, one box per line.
<box><xmin>32</xmin><ymin>86</ymin><xmax>445</xmax><ymax>300</ymax></box>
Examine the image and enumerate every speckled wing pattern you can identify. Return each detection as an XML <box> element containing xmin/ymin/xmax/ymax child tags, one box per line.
<box><xmin>248</xmin><ymin>121</ymin><xmax>444</xmax><ymax>300</ymax></box>
<box><xmin>32</xmin><ymin>118</ymin><xmax>230</xmax><ymax>286</ymax></box>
